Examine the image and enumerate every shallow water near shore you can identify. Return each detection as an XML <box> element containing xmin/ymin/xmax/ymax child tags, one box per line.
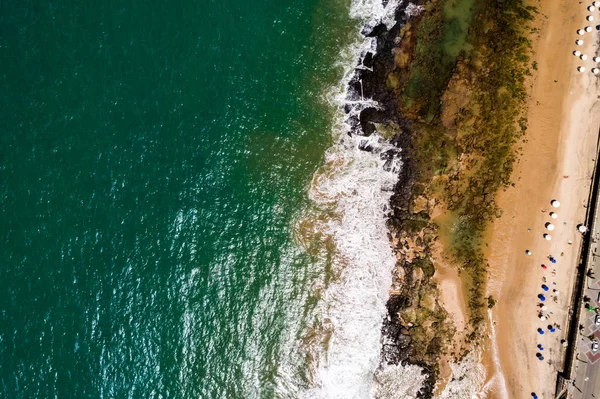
<box><xmin>0</xmin><ymin>0</ymin><xmax>424</xmax><ymax>397</ymax></box>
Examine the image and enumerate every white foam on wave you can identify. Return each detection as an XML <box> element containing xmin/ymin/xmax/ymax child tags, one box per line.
<box><xmin>438</xmin><ymin>351</ymin><xmax>486</xmax><ymax>399</ymax></box>
<box><xmin>371</xmin><ymin>363</ymin><xmax>426</xmax><ymax>399</ymax></box>
<box><xmin>300</xmin><ymin>132</ymin><xmax>401</xmax><ymax>399</ymax></box>
<box><xmin>480</xmin><ymin>309</ymin><xmax>509</xmax><ymax>399</ymax></box>
<box><xmin>294</xmin><ymin>1</ymin><xmax>425</xmax><ymax>397</ymax></box>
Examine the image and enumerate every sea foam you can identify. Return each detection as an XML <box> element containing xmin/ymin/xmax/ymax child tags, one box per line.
<box><xmin>293</xmin><ymin>1</ymin><xmax>425</xmax><ymax>397</ymax></box>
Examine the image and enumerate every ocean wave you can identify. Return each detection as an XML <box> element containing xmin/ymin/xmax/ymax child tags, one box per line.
<box><xmin>438</xmin><ymin>351</ymin><xmax>486</xmax><ymax>399</ymax></box>
<box><xmin>288</xmin><ymin>0</ymin><xmax>427</xmax><ymax>397</ymax></box>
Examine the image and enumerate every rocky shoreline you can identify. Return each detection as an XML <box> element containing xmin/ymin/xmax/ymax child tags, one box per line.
<box><xmin>346</xmin><ymin>2</ymin><xmax>451</xmax><ymax>397</ymax></box>
<box><xmin>342</xmin><ymin>0</ymin><xmax>538</xmax><ymax>394</ymax></box>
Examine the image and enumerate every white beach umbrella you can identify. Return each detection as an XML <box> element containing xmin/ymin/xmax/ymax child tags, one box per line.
<box><xmin>594</xmin><ymin>56</ymin><xmax>600</xmax><ymax>62</ymax></box>
<box><xmin>595</xmin><ymin>1</ymin><xmax>600</xmax><ymax>6</ymax></box>
<box><xmin>578</xmin><ymin>66</ymin><xmax>586</xmax><ymax>72</ymax></box>
<box><xmin>581</xmin><ymin>54</ymin><xmax>589</xmax><ymax>61</ymax></box>
<box><xmin>540</xmin><ymin>316</ymin><xmax>547</xmax><ymax>321</ymax></box>
<box><xmin>576</xmin><ymin>39</ymin><xmax>584</xmax><ymax>45</ymax></box>
<box><xmin>579</xmin><ymin>225</ymin><xmax>588</xmax><ymax>233</ymax></box>
<box><xmin>526</xmin><ymin>250</ymin><xmax>532</xmax><ymax>255</ymax></box>
<box><xmin>589</xmin><ymin>5</ymin><xmax>596</xmax><ymax>11</ymax></box>
<box><xmin>574</xmin><ymin>50</ymin><xmax>582</xmax><ymax>57</ymax></box>
<box><xmin>541</xmin><ymin>305</ymin><xmax>548</xmax><ymax>311</ymax></box>
<box><xmin>586</xmin><ymin>26</ymin><xmax>593</xmax><ymax>32</ymax></box>
<box><xmin>578</xmin><ymin>29</ymin><xmax>586</xmax><ymax>35</ymax></box>
<box><xmin>546</xmin><ymin>223</ymin><xmax>555</xmax><ymax>231</ymax></box>
<box><xmin>587</xmin><ymin>15</ymin><xmax>595</xmax><ymax>21</ymax></box>
<box><xmin>550</xmin><ymin>212</ymin><xmax>558</xmax><ymax>219</ymax></box>
<box><xmin>551</xmin><ymin>200</ymin><xmax>561</xmax><ymax>207</ymax></box>
<box><xmin>593</xmin><ymin>68</ymin><xmax>600</xmax><ymax>75</ymax></box>
<box><xmin>544</xmin><ymin>234</ymin><xmax>552</xmax><ymax>240</ymax></box>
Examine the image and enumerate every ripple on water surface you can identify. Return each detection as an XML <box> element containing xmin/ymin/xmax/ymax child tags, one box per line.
<box><xmin>0</xmin><ymin>0</ymin><xmax>429</xmax><ymax>398</ymax></box>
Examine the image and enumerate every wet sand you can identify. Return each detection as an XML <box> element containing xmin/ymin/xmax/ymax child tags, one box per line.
<box><xmin>483</xmin><ymin>0</ymin><xmax>600</xmax><ymax>396</ymax></box>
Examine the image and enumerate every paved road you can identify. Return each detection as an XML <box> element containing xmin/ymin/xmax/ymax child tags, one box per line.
<box><xmin>570</xmin><ymin>214</ymin><xmax>600</xmax><ymax>398</ymax></box>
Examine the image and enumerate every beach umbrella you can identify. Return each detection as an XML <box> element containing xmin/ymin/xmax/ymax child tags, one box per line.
<box><xmin>578</xmin><ymin>66</ymin><xmax>586</xmax><ymax>73</ymax></box>
<box><xmin>576</xmin><ymin>39</ymin><xmax>584</xmax><ymax>46</ymax></box>
<box><xmin>538</xmin><ymin>344</ymin><xmax>544</xmax><ymax>350</ymax></box>
<box><xmin>539</xmin><ymin>356</ymin><xmax>544</xmax><ymax>360</ymax></box>
<box><xmin>551</xmin><ymin>200</ymin><xmax>561</xmax><ymax>208</ymax></box>
<box><xmin>541</xmin><ymin>305</ymin><xmax>547</xmax><ymax>310</ymax></box>
<box><xmin>540</xmin><ymin>315</ymin><xmax>546</xmax><ymax>321</ymax></box>
<box><xmin>536</xmin><ymin>353</ymin><xmax>542</xmax><ymax>358</ymax></box>
<box><xmin>550</xmin><ymin>328</ymin><xmax>556</xmax><ymax>333</ymax></box>
<box><xmin>533</xmin><ymin>395</ymin><xmax>539</xmax><ymax>399</ymax></box>
<box><xmin>562</xmin><ymin>341</ymin><xmax>568</xmax><ymax>347</ymax></box>
<box><xmin>589</xmin><ymin>5</ymin><xmax>596</xmax><ymax>11</ymax></box>
<box><xmin>578</xmin><ymin>225</ymin><xmax>588</xmax><ymax>233</ymax></box>
<box><xmin>551</xmin><ymin>258</ymin><xmax>557</xmax><ymax>264</ymax></box>
<box><xmin>553</xmin><ymin>289</ymin><xmax>559</xmax><ymax>294</ymax></box>
<box><xmin>586</xmin><ymin>26</ymin><xmax>593</xmax><ymax>32</ymax></box>
<box><xmin>538</xmin><ymin>328</ymin><xmax>545</xmax><ymax>335</ymax></box>
<box><xmin>546</xmin><ymin>223</ymin><xmax>555</xmax><ymax>231</ymax></box>
<box><xmin>574</xmin><ymin>50</ymin><xmax>583</xmax><ymax>57</ymax></box>
<box><xmin>593</xmin><ymin>68</ymin><xmax>600</xmax><ymax>75</ymax></box>
<box><xmin>526</xmin><ymin>250</ymin><xmax>532</xmax><ymax>255</ymax></box>
<box><xmin>587</xmin><ymin>15</ymin><xmax>594</xmax><ymax>22</ymax></box>
<box><xmin>541</xmin><ymin>264</ymin><xmax>548</xmax><ymax>270</ymax></box>
<box><xmin>544</xmin><ymin>234</ymin><xmax>552</xmax><ymax>240</ymax></box>
<box><xmin>550</xmin><ymin>212</ymin><xmax>558</xmax><ymax>219</ymax></box>
<box><xmin>578</xmin><ymin>29</ymin><xmax>586</xmax><ymax>35</ymax></box>
<box><xmin>581</xmin><ymin>54</ymin><xmax>589</xmax><ymax>61</ymax></box>
<box><xmin>539</xmin><ymin>294</ymin><xmax>546</xmax><ymax>301</ymax></box>
<box><xmin>542</xmin><ymin>284</ymin><xmax>549</xmax><ymax>291</ymax></box>
<box><xmin>594</xmin><ymin>1</ymin><xmax>600</xmax><ymax>6</ymax></box>
<box><xmin>594</xmin><ymin>56</ymin><xmax>600</xmax><ymax>62</ymax></box>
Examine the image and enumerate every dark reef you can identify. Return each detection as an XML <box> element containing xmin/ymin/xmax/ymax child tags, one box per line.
<box><xmin>345</xmin><ymin>2</ymin><xmax>438</xmax><ymax>397</ymax></box>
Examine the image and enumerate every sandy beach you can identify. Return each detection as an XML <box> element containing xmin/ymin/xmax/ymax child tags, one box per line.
<box><xmin>483</xmin><ymin>0</ymin><xmax>600</xmax><ymax>396</ymax></box>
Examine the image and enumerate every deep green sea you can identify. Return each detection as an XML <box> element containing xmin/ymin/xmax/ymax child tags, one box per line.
<box><xmin>1</xmin><ymin>0</ymin><xmax>416</xmax><ymax>397</ymax></box>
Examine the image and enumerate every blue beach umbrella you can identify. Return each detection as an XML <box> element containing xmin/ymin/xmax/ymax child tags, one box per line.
<box><xmin>551</xmin><ymin>258</ymin><xmax>557</xmax><ymax>264</ymax></box>
<box><xmin>539</xmin><ymin>356</ymin><xmax>544</xmax><ymax>360</ymax></box>
<box><xmin>537</xmin><ymin>328</ymin><xmax>545</xmax><ymax>335</ymax></box>
<box><xmin>542</xmin><ymin>285</ymin><xmax>549</xmax><ymax>291</ymax></box>
<box><xmin>537</xmin><ymin>344</ymin><xmax>544</xmax><ymax>350</ymax></box>
<box><xmin>539</xmin><ymin>294</ymin><xmax>546</xmax><ymax>301</ymax></box>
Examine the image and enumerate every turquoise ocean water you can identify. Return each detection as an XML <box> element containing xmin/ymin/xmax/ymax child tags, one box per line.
<box><xmin>1</xmin><ymin>0</ymin><xmax>416</xmax><ymax>397</ymax></box>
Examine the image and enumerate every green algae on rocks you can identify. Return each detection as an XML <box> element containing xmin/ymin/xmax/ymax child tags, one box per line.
<box><xmin>378</xmin><ymin>0</ymin><xmax>537</xmax><ymax>391</ymax></box>
<box><xmin>395</xmin><ymin>0</ymin><xmax>535</xmax><ymax>331</ymax></box>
